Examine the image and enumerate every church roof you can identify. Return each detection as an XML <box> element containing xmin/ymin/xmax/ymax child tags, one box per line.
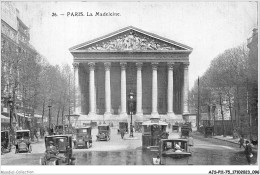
<box><xmin>69</xmin><ymin>26</ymin><xmax>192</xmax><ymax>52</ymax></box>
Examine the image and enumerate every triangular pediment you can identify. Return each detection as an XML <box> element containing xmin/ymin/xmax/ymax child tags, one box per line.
<box><xmin>70</xmin><ymin>26</ymin><xmax>192</xmax><ymax>52</ymax></box>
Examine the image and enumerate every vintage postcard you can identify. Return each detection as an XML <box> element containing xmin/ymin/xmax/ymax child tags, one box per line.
<box><xmin>1</xmin><ymin>1</ymin><xmax>258</xmax><ymax>174</ymax></box>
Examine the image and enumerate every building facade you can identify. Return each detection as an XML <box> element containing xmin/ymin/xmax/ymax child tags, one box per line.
<box><xmin>69</xmin><ymin>26</ymin><xmax>192</xmax><ymax>126</ymax></box>
<box><xmin>1</xmin><ymin>2</ymin><xmax>40</xmax><ymax>131</ymax></box>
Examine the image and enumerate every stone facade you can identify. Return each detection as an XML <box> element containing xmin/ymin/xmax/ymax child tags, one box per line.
<box><xmin>69</xmin><ymin>26</ymin><xmax>192</xmax><ymax>126</ymax></box>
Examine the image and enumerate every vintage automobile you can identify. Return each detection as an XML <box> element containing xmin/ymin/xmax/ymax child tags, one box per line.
<box><xmin>153</xmin><ymin>139</ymin><xmax>192</xmax><ymax>165</ymax></box>
<box><xmin>96</xmin><ymin>124</ymin><xmax>110</xmax><ymax>141</ymax></box>
<box><xmin>142</xmin><ymin>117</ymin><xmax>169</xmax><ymax>149</ymax></box>
<box><xmin>40</xmin><ymin>135</ymin><xmax>76</xmax><ymax>165</ymax></box>
<box><xmin>1</xmin><ymin>130</ymin><xmax>11</xmax><ymax>154</ymax></box>
<box><xmin>172</xmin><ymin>122</ymin><xmax>179</xmax><ymax>132</ymax></box>
<box><xmin>55</xmin><ymin>125</ymin><xmax>64</xmax><ymax>135</ymax></box>
<box><xmin>204</xmin><ymin>126</ymin><xmax>214</xmax><ymax>138</ymax></box>
<box><xmin>183</xmin><ymin>122</ymin><xmax>192</xmax><ymax>132</ymax></box>
<box><xmin>15</xmin><ymin>130</ymin><xmax>32</xmax><ymax>153</ymax></box>
<box><xmin>134</xmin><ymin>121</ymin><xmax>143</xmax><ymax>133</ymax></box>
<box><xmin>74</xmin><ymin>126</ymin><xmax>92</xmax><ymax>149</ymax></box>
<box><xmin>180</xmin><ymin>127</ymin><xmax>190</xmax><ymax>138</ymax></box>
<box><xmin>117</xmin><ymin>122</ymin><xmax>128</xmax><ymax>134</ymax></box>
<box><xmin>54</xmin><ymin>124</ymin><xmax>73</xmax><ymax>135</ymax></box>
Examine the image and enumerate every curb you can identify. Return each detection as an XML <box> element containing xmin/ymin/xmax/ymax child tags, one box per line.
<box><xmin>193</xmin><ymin>132</ymin><xmax>258</xmax><ymax>151</ymax></box>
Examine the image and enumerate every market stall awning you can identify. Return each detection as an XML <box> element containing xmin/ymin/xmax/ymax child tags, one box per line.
<box><xmin>1</xmin><ymin>115</ymin><xmax>10</xmax><ymax>123</ymax></box>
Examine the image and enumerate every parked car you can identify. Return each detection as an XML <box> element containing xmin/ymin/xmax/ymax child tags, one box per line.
<box><xmin>1</xmin><ymin>130</ymin><xmax>11</xmax><ymax>154</ymax></box>
<box><xmin>15</xmin><ymin>130</ymin><xmax>32</xmax><ymax>153</ymax></box>
<box><xmin>40</xmin><ymin>135</ymin><xmax>76</xmax><ymax>165</ymax></box>
<box><xmin>117</xmin><ymin>122</ymin><xmax>128</xmax><ymax>134</ymax></box>
<box><xmin>96</xmin><ymin>124</ymin><xmax>110</xmax><ymax>141</ymax></box>
<box><xmin>74</xmin><ymin>126</ymin><xmax>92</xmax><ymax>149</ymax></box>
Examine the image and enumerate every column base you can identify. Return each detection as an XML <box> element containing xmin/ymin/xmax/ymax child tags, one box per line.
<box><xmin>88</xmin><ymin>112</ymin><xmax>96</xmax><ymax>117</ymax></box>
<box><xmin>120</xmin><ymin>112</ymin><xmax>128</xmax><ymax>119</ymax></box>
<box><xmin>167</xmin><ymin>112</ymin><xmax>175</xmax><ymax>118</ymax></box>
<box><xmin>151</xmin><ymin>112</ymin><xmax>159</xmax><ymax>117</ymax></box>
<box><xmin>136</xmin><ymin>112</ymin><xmax>143</xmax><ymax>117</ymax></box>
<box><xmin>182</xmin><ymin>112</ymin><xmax>190</xmax><ymax>116</ymax></box>
<box><xmin>104</xmin><ymin>112</ymin><xmax>111</xmax><ymax>116</ymax></box>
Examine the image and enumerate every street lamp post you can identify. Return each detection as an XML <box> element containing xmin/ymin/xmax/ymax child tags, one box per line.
<box><xmin>212</xmin><ymin>104</ymin><xmax>216</xmax><ymax>136</ymax></box>
<box><xmin>48</xmin><ymin>105</ymin><xmax>52</xmax><ymax>135</ymax></box>
<box><xmin>128</xmin><ymin>91</ymin><xmax>135</xmax><ymax>138</ymax></box>
<box><xmin>7</xmin><ymin>96</ymin><xmax>13</xmax><ymax>144</ymax></box>
<box><xmin>8</xmin><ymin>97</ymin><xmax>13</xmax><ymax>133</ymax></box>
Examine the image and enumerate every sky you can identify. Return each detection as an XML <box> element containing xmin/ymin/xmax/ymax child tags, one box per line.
<box><xmin>13</xmin><ymin>1</ymin><xmax>258</xmax><ymax>90</ymax></box>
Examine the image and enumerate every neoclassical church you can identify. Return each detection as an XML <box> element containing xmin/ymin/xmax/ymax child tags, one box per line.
<box><xmin>69</xmin><ymin>26</ymin><xmax>192</xmax><ymax>126</ymax></box>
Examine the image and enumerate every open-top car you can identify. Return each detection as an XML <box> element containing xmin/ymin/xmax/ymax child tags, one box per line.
<box><xmin>96</xmin><ymin>124</ymin><xmax>110</xmax><ymax>141</ymax></box>
<box><xmin>74</xmin><ymin>126</ymin><xmax>92</xmax><ymax>149</ymax></box>
<box><xmin>15</xmin><ymin>130</ymin><xmax>32</xmax><ymax>153</ymax></box>
<box><xmin>151</xmin><ymin>139</ymin><xmax>192</xmax><ymax>165</ymax></box>
<box><xmin>1</xmin><ymin>130</ymin><xmax>11</xmax><ymax>154</ymax></box>
<box><xmin>117</xmin><ymin>122</ymin><xmax>128</xmax><ymax>134</ymax></box>
<box><xmin>40</xmin><ymin>135</ymin><xmax>76</xmax><ymax>165</ymax></box>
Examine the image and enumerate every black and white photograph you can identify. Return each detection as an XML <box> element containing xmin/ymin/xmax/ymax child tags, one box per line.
<box><xmin>1</xmin><ymin>1</ymin><xmax>259</xmax><ymax>174</ymax></box>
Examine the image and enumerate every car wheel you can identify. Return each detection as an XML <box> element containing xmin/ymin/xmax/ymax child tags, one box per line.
<box><xmin>1</xmin><ymin>146</ymin><xmax>4</xmax><ymax>154</ymax></box>
<box><xmin>86</xmin><ymin>142</ymin><xmax>89</xmax><ymax>149</ymax></box>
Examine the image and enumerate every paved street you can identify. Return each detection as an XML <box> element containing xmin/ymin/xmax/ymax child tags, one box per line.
<box><xmin>1</xmin><ymin>127</ymin><xmax>257</xmax><ymax>165</ymax></box>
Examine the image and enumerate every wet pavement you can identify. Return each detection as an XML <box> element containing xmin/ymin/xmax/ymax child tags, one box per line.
<box><xmin>1</xmin><ymin>128</ymin><xmax>258</xmax><ymax>165</ymax></box>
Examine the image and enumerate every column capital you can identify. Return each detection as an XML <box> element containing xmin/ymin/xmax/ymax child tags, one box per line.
<box><xmin>88</xmin><ymin>62</ymin><xmax>95</xmax><ymax>70</ymax></box>
<box><xmin>104</xmin><ymin>62</ymin><xmax>111</xmax><ymax>71</ymax></box>
<box><xmin>183</xmin><ymin>62</ymin><xmax>190</xmax><ymax>69</ymax></box>
<box><xmin>136</xmin><ymin>62</ymin><xmax>143</xmax><ymax>70</ymax></box>
<box><xmin>167</xmin><ymin>62</ymin><xmax>175</xmax><ymax>70</ymax></box>
<box><xmin>120</xmin><ymin>62</ymin><xmax>127</xmax><ymax>70</ymax></box>
<box><xmin>72</xmin><ymin>62</ymin><xmax>79</xmax><ymax>69</ymax></box>
<box><xmin>151</xmin><ymin>62</ymin><xmax>159</xmax><ymax>70</ymax></box>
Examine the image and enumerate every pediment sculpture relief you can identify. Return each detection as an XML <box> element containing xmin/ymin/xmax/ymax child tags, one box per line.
<box><xmin>86</xmin><ymin>31</ymin><xmax>176</xmax><ymax>51</ymax></box>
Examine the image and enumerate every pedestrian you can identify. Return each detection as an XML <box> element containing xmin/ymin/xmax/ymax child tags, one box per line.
<box><xmin>188</xmin><ymin>136</ymin><xmax>194</xmax><ymax>152</ymax></box>
<box><xmin>120</xmin><ymin>129</ymin><xmax>125</xmax><ymax>139</ymax></box>
<box><xmin>244</xmin><ymin>140</ymin><xmax>253</xmax><ymax>165</ymax></box>
<box><xmin>238</xmin><ymin>136</ymin><xmax>245</xmax><ymax>148</ymax></box>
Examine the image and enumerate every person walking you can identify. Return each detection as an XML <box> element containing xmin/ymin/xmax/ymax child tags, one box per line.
<box><xmin>238</xmin><ymin>136</ymin><xmax>245</xmax><ymax>148</ymax></box>
<box><xmin>120</xmin><ymin>129</ymin><xmax>125</xmax><ymax>139</ymax></box>
<box><xmin>188</xmin><ymin>136</ymin><xmax>194</xmax><ymax>152</ymax></box>
<box><xmin>244</xmin><ymin>140</ymin><xmax>253</xmax><ymax>165</ymax></box>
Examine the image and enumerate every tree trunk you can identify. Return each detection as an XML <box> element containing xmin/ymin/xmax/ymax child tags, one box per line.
<box><xmin>56</xmin><ymin>104</ymin><xmax>61</xmax><ymax>126</ymax></box>
<box><xmin>219</xmin><ymin>93</ymin><xmax>225</xmax><ymax>137</ymax></box>
<box><xmin>42</xmin><ymin>99</ymin><xmax>45</xmax><ymax>125</ymax></box>
<box><xmin>61</xmin><ymin>105</ymin><xmax>65</xmax><ymax>125</ymax></box>
<box><xmin>228</xmin><ymin>90</ymin><xmax>234</xmax><ymax>138</ymax></box>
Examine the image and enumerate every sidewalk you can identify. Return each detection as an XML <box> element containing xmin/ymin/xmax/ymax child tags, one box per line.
<box><xmin>192</xmin><ymin>131</ymin><xmax>258</xmax><ymax>151</ymax></box>
<box><xmin>212</xmin><ymin>135</ymin><xmax>258</xmax><ymax>151</ymax></box>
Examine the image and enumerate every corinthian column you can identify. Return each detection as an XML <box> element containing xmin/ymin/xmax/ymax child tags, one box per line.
<box><xmin>183</xmin><ymin>63</ymin><xmax>189</xmax><ymax>114</ymax></box>
<box><xmin>167</xmin><ymin>63</ymin><xmax>174</xmax><ymax>117</ymax></box>
<box><xmin>151</xmin><ymin>62</ymin><xmax>159</xmax><ymax>116</ymax></box>
<box><xmin>120</xmin><ymin>63</ymin><xmax>127</xmax><ymax>117</ymax></box>
<box><xmin>73</xmin><ymin>62</ymin><xmax>81</xmax><ymax>114</ymax></box>
<box><xmin>104</xmin><ymin>62</ymin><xmax>111</xmax><ymax>116</ymax></box>
<box><xmin>88</xmin><ymin>62</ymin><xmax>96</xmax><ymax>116</ymax></box>
<box><xmin>136</xmin><ymin>62</ymin><xmax>143</xmax><ymax>117</ymax></box>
